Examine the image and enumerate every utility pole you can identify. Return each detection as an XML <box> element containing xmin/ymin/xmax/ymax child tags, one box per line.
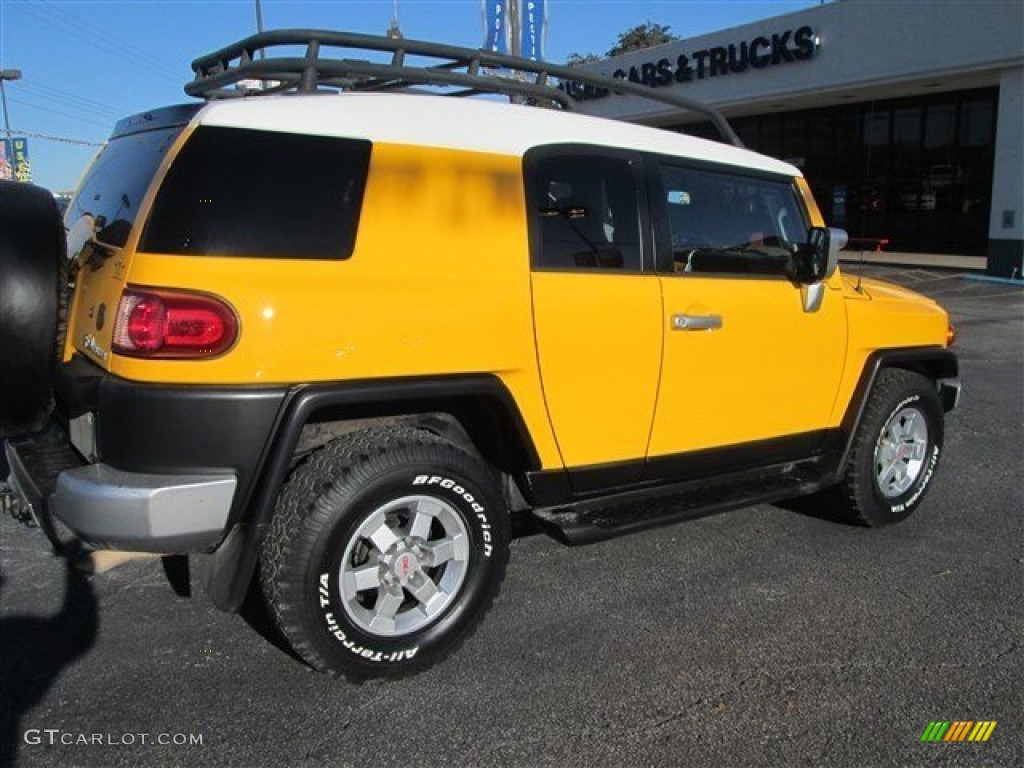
<box><xmin>508</xmin><ymin>0</ymin><xmax>520</xmax><ymax>58</ymax></box>
<box><xmin>0</xmin><ymin>69</ymin><xmax>21</xmax><ymax>137</ymax></box>
<box><xmin>254</xmin><ymin>0</ymin><xmax>265</xmax><ymax>61</ymax></box>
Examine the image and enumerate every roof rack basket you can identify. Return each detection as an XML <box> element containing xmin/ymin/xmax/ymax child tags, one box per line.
<box><xmin>187</xmin><ymin>29</ymin><xmax>743</xmax><ymax>148</ymax></box>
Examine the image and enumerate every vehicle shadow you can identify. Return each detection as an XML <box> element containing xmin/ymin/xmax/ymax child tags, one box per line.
<box><xmin>0</xmin><ymin>557</ymin><xmax>99</xmax><ymax>766</ymax></box>
<box><xmin>237</xmin><ymin>577</ymin><xmax>305</xmax><ymax>667</ymax></box>
<box><xmin>773</xmin><ymin>489</ymin><xmax>861</xmax><ymax>525</ymax></box>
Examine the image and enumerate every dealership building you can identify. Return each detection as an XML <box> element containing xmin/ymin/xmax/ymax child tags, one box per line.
<box><xmin>572</xmin><ymin>0</ymin><xmax>1023</xmax><ymax>277</ymax></box>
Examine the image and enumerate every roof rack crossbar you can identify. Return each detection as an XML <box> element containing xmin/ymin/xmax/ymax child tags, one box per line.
<box><xmin>187</xmin><ymin>29</ymin><xmax>743</xmax><ymax>147</ymax></box>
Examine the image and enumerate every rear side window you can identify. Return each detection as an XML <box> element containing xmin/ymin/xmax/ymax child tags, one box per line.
<box><xmin>141</xmin><ymin>127</ymin><xmax>371</xmax><ymax>260</ymax></box>
<box><xmin>531</xmin><ymin>154</ymin><xmax>642</xmax><ymax>271</ymax></box>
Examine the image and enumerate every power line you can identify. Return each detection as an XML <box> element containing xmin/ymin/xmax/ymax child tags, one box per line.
<box><xmin>16</xmin><ymin>82</ymin><xmax>126</xmax><ymax>120</ymax></box>
<box><xmin>9</xmin><ymin>96</ymin><xmax>113</xmax><ymax>129</ymax></box>
<box><xmin>38</xmin><ymin>0</ymin><xmax>184</xmax><ymax>81</ymax></box>
<box><xmin>10</xmin><ymin>3</ymin><xmax>182</xmax><ymax>85</ymax></box>
<box><xmin>7</xmin><ymin>130</ymin><xmax>102</xmax><ymax>147</ymax></box>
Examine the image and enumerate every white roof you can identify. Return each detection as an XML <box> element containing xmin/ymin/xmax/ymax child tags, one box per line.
<box><xmin>196</xmin><ymin>92</ymin><xmax>799</xmax><ymax>177</ymax></box>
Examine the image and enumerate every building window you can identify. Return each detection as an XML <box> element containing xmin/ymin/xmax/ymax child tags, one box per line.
<box><xmin>673</xmin><ymin>87</ymin><xmax>998</xmax><ymax>255</ymax></box>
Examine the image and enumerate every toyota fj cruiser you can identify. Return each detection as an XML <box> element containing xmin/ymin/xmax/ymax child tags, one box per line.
<box><xmin>1</xmin><ymin>30</ymin><xmax>960</xmax><ymax>679</ymax></box>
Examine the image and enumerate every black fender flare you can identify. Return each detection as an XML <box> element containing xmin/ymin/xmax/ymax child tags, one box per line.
<box><xmin>827</xmin><ymin>347</ymin><xmax>958</xmax><ymax>480</ymax></box>
<box><xmin>200</xmin><ymin>374</ymin><xmax>541</xmax><ymax>612</ymax></box>
<box><xmin>0</xmin><ymin>181</ymin><xmax>66</xmax><ymax>438</ymax></box>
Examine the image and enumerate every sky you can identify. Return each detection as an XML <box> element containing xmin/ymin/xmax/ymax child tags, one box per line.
<box><xmin>0</xmin><ymin>0</ymin><xmax>820</xmax><ymax>191</ymax></box>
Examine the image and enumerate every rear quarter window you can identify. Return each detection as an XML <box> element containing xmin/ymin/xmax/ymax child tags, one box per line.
<box><xmin>141</xmin><ymin>127</ymin><xmax>371</xmax><ymax>260</ymax></box>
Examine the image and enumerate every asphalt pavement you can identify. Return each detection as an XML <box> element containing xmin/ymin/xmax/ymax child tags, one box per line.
<box><xmin>2</xmin><ymin>266</ymin><xmax>1021</xmax><ymax>768</ymax></box>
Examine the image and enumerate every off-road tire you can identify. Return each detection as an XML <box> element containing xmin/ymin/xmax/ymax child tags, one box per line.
<box><xmin>837</xmin><ymin>369</ymin><xmax>944</xmax><ymax>526</ymax></box>
<box><xmin>260</xmin><ymin>426</ymin><xmax>509</xmax><ymax>679</ymax></box>
<box><xmin>0</xmin><ymin>181</ymin><xmax>66</xmax><ymax>438</ymax></box>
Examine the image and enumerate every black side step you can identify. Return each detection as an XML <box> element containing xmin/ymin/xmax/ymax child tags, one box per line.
<box><xmin>530</xmin><ymin>464</ymin><xmax>830</xmax><ymax>546</ymax></box>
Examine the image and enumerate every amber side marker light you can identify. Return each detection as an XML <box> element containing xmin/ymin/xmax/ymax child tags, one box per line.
<box><xmin>112</xmin><ymin>287</ymin><xmax>239</xmax><ymax>358</ymax></box>
<box><xmin>946</xmin><ymin>324</ymin><xmax>957</xmax><ymax>347</ymax></box>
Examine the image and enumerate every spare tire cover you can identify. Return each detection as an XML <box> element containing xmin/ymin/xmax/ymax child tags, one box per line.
<box><xmin>0</xmin><ymin>180</ymin><xmax>66</xmax><ymax>438</ymax></box>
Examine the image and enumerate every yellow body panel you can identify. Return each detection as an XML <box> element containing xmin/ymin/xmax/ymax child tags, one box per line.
<box><xmin>65</xmin><ymin>252</ymin><xmax>128</xmax><ymax>365</ymax></box>
<box><xmin>649</xmin><ymin>275</ymin><xmax>847</xmax><ymax>456</ymax></box>
<box><xmin>67</xmin><ymin>130</ymin><xmax>951</xmax><ymax>477</ymax></box>
<box><xmin>75</xmin><ymin>142</ymin><xmax>561</xmax><ymax>468</ymax></box>
<box><xmin>830</xmin><ymin>276</ymin><xmax>950</xmax><ymax>425</ymax></box>
<box><xmin>530</xmin><ymin>272</ymin><xmax>662</xmax><ymax>467</ymax></box>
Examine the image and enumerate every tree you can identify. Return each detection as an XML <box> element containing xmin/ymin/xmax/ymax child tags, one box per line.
<box><xmin>566</xmin><ymin>52</ymin><xmax>602</xmax><ymax>67</ymax></box>
<box><xmin>608</xmin><ymin>22</ymin><xmax>679</xmax><ymax>57</ymax></box>
<box><xmin>565</xmin><ymin>21</ymin><xmax>680</xmax><ymax>65</ymax></box>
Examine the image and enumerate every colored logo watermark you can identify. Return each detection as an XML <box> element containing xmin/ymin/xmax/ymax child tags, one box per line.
<box><xmin>920</xmin><ymin>720</ymin><xmax>997</xmax><ymax>742</ymax></box>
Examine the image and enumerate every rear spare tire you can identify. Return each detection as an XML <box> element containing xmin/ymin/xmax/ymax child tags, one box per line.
<box><xmin>0</xmin><ymin>180</ymin><xmax>66</xmax><ymax>438</ymax></box>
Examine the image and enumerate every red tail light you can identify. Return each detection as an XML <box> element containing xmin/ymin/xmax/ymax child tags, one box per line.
<box><xmin>113</xmin><ymin>287</ymin><xmax>238</xmax><ymax>358</ymax></box>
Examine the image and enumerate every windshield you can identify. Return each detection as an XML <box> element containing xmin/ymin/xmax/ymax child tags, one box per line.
<box><xmin>65</xmin><ymin>125</ymin><xmax>184</xmax><ymax>248</ymax></box>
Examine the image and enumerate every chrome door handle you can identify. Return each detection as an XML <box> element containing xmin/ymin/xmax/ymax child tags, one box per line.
<box><xmin>671</xmin><ymin>313</ymin><xmax>723</xmax><ymax>331</ymax></box>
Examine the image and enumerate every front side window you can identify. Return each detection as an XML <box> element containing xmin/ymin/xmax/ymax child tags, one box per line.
<box><xmin>531</xmin><ymin>154</ymin><xmax>642</xmax><ymax>271</ymax></box>
<box><xmin>659</xmin><ymin>164</ymin><xmax>808</xmax><ymax>276</ymax></box>
<box><xmin>141</xmin><ymin>127</ymin><xmax>371</xmax><ymax>260</ymax></box>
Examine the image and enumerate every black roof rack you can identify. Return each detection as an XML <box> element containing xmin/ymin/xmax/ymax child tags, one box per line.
<box><xmin>187</xmin><ymin>29</ymin><xmax>743</xmax><ymax>148</ymax></box>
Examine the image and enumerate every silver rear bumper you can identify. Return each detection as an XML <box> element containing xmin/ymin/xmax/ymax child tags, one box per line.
<box><xmin>5</xmin><ymin>437</ymin><xmax>235</xmax><ymax>552</ymax></box>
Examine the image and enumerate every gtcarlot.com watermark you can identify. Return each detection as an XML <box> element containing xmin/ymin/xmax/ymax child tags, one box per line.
<box><xmin>24</xmin><ymin>729</ymin><xmax>203</xmax><ymax>747</ymax></box>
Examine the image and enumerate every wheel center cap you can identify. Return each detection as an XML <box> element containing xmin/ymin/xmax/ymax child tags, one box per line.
<box><xmin>391</xmin><ymin>551</ymin><xmax>419</xmax><ymax>585</ymax></box>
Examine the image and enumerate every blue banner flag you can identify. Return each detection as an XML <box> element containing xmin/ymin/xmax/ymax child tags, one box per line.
<box><xmin>482</xmin><ymin>0</ymin><xmax>508</xmax><ymax>54</ymax></box>
<box><xmin>521</xmin><ymin>0</ymin><xmax>547</xmax><ymax>61</ymax></box>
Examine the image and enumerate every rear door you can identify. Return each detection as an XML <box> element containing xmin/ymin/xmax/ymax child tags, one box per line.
<box><xmin>527</xmin><ymin>147</ymin><xmax>662</xmax><ymax>491</ymax></box>
<box><xmin>64</xmin><ymin>106</ymin><xmax>198</xmax><ymax>368</ymax></box>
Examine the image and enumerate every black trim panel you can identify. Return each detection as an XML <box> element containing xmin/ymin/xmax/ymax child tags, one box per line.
<box><xmin>53</xmin><ymin>355</ymin><xmax>106</xmax><ymax>421</ymax></box>
<box><xmin>526</xmin><ymin>429</ymin><xmax>832</xmax><ymax>507</ymax></box>
<box><xmin>96</xmin><ymin>376</ymin><xmax>288</xmax><ymax>530</ymax></box>
<box><xmin>203</xmin><ymin>373</ymin><xmax>539</xmax><ymax>611</ymax></box>
<box><xmin>822</xmin><ymin>346</ymin><xmax>958</xmax><ymax>479</ymax></box>
<box><xmin>645</xmin><ymin>429</ymin><xmax>829</xmax><ymax>484</ymax></box>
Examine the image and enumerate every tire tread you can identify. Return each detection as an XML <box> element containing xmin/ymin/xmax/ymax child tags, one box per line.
<box><xmin>259</xmin><ymin>425</ymin><xmax>508</xmax><ymax>680</ymax></box>
<box><xmin>837</xmin><ymin>368</ymin><xmax>942</xmax><ymax>527</ymax></box>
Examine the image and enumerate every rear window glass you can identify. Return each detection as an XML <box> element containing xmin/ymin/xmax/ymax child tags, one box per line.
<box><xmin>66</xmin><ymin>126</ymin><xmax>183</xmax><ymax>248</ymax></box>
<box><xmin>141</xmin><ymin>127</ymin><xmax>371</xmax><ymax>260</ymax></box>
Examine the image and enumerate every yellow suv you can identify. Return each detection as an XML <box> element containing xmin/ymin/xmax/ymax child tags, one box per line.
<box><xmin>1</xmin><ymin>31</ymin><xmax>960</xmax><ymax>679</ymax></box>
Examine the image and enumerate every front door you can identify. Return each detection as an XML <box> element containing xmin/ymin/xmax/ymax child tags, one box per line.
<box><xmin>647</xmin><ymin>161</ymin><xmax>847</xmax><ymax>472</ymax></box>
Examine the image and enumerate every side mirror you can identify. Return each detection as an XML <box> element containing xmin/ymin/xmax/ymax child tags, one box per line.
<box><xmin>794</xmin><ymin>227</ymin><xmax>847</xmax><ymax>313</ymax></box>
<box><xmin>794</xmin><ymin>227</ymin><xmax>847</xmax><ymax>284</ymax></box>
